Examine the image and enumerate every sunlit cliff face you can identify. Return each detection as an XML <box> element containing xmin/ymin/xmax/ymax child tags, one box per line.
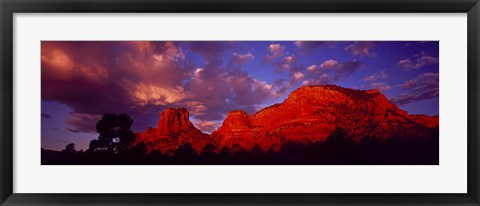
<box><xmin>135</xmin><ymin>85</ymin><xmax>439</xmax><ymax>154</ymax></box>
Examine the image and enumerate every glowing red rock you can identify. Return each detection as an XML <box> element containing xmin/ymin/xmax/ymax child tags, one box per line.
<box><xmin>135</xmin><ymin>108</ymin><xmax>213</xmax><ymax>154</ymax></box>
<box><xmin>135</xmin><ymin>85</ymin><xmax>439</xmax><ymax>154</ymax></box>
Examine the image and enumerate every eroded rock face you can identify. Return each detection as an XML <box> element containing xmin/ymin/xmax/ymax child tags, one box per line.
<box><xmin>213</xmin><ymin>111</ymin><xmax>253</xmax><ymax>144</ymax></box>
<box><xmin>135</xmin><ymin>85</ymin><xmax>439</xmax><ymax>154</ymax></box>
<box><xmin>212</xmin><ymin>110</ymin><xmax>272</xmax><ymax>151</ymax></box>
<box><xmin>213</xmin><ymin>85</ymin><xmax>438</xmax><ymax>150</ymax></box>
<box><xmin>409</xmin><ymin>114</ymin><xmax>439</xmax><ymax>128</ymax></box>
<box><xmin>135</xmin><ymin>108</ymin><xmax>213</xmax><ymax>154</ymax></box>
<box><xmin>155</xmin><ymin>108</ymin><xmax>195</xmax><ymax>137</ymax></box>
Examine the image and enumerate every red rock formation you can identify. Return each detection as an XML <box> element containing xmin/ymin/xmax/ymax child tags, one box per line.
<box><xmin>409</xmin><ymin>114</ymin><xmax>439</xmax><ymax>128</ymax></box>
<box><xmin>155</xmin><ymin>108</ymin><xmax>196</xmax><ymax>137</ymax></box>
<box><xmin>213</xmin><ymin>85</ymin><xmax>438</xmax><ymax>151</ymax></box>
<box><xmin>135</xmin><ymin>85</ymin><xmax>439</xmax><ymax>154</ymax></box>
<box><xmin>135</xmin><ymin>108</ymin><xmax>213</xmax><ymax>154</ymax></box>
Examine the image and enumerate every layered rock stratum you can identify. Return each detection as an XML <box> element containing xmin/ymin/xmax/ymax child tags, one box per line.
<box><xmin>135</xmin><ymin>108</ymin><xmax>214</xmax><ymax>153</ymax></box>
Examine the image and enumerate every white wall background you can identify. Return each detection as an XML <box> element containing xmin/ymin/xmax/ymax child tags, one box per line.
<box><xmin>13</xmin><ymin>13</ymin><xmax>467</xmax><ymax>193</ymax></box>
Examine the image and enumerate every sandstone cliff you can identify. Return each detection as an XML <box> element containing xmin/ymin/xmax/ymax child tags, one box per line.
<box><xmin>136</xmin><ymin>85</ymin><xmax>439</xmax><ymax>153</ymax></box>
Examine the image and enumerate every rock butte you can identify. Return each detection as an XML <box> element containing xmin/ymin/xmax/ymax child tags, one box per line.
<box><xmin>134</xmin><ymin>85</ymin><xmax>439</xmax><ymax>154</ymax></box>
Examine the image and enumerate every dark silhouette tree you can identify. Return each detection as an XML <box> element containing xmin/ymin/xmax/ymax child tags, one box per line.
<box><xmin>130</xmin><ymin>142</ymin><xmax>147</xmax><ymax>156</ymax></box>
<box><xmin>88</xmin><ymin>139</ymin><xmax>101</xmax><ymax>152</ymax></box>
<box><xmin>202</xmin><ymin>144</ymin><xmax>216</xmax><ymax>154</ymax></box>
<box><xmin>89</xmin><ymin>113</ymin><xmax>135</xmax><ymax>154</ymax></box>
<box><xmin>199</xmin><ymin>144</ymin><xmax>217</xmax><ymax>164</ymax></box>
<box><xmin>325</xmin><ymin>127</ymin><xmax>350</xmax><ymax>145</ymax></box>
<box><xmin>324</xmin><ymin>127</ymin><xmax>356</xmax><ymax>164</ymax></box>
<box><xmin>174</xmin><ymin>143</ymin><xmax>196</xmax><ymax>164</ymax></box>
<box><xmin>61</xmin><ymin>143</ymin><xmax>76</xmax><ymax>153</ymax></box>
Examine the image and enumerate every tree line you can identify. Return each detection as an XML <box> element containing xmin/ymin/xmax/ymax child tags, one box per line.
<box><xmin>42</xmin><ymin>113</ymin><xmax>439</xmax><ymax>165</ymax></box>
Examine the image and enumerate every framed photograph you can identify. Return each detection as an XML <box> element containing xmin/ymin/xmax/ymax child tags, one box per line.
<box><xmin>1</xmin><ymin>0</ymin><xmax>479</xmax><ymax>205</ymax></box>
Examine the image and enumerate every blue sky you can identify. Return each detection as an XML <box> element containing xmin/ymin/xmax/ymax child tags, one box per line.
<box><xmin>41</xmin><ymin>41</ymin><xmax>439</xmax><ymax>150</ymax></box>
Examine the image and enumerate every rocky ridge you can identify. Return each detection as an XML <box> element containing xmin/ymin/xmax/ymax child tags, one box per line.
<box><xmin>135</xmin><ymin>85</ymin><xmax>439</xmax><ymax>153</ymax></box>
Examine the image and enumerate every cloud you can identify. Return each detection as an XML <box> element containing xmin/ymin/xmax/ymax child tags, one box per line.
<box><xmin>41</xmin><ymin>41</ymin><xmax>194</xmax><ymax>132</ymax></box>
<box><xmin>302</xmin><ymin>59</ymin><xmax>363</xmax><ymax>86</ymax></box>
<box><xmin>189</xmin><ymin>41</ymin><xmax>231</xmax><ymax>59</ymax></box>
<box><xmin>228</xmin><ymin>73</ymin><xmax>275</xmax><ymax>109</ymax></box>
<box><xmin>41</xmin><ymin>44</ymin><xmax>109</xmax><ymax>83</ymax></box>
<box><xmin>185</xmin><ymin>69</ymin><xmax>276</xmax><ymax>120</ymax></box>
<box><xmin>285</xmin><ymin>55</ymin><xmax>296</xmax><ymax>64</ymax></box>
<box><xmin>185</xmin><ymin>101</ymin><xmax>208</xmax><ymax>116</ymax></box>
<box><xmin>320</xmin><ymin>60</ymin><xmax>339</xmax><ymax>69</ymax></box>
<box><xmin>389</xmin><ymin>90</ymin><xmax>439</xmax><ymax>106</ymax></box>
<box><xmin>190</xmin><ymin>118</ymin><xmax>220</xmax><ymax>134</ymax></box>
<box><xmin>269</xmin><ymin>44</ymin><xmax>284</xmax><ymax>53</ymax></box>
<box><xmin>42</xmin><ymin>40</ymin><xmax>279</xmax><ymax>139</ymax></box>
<box><xmin>183</xmin><ymin>42</ymin><xmax>279</xmax><ymax>123</ymax></box>
<box><xmin>390</xmin><ymin>72</ymin><xmax>439</xmax><ymax>105</ymax></box>
<box><xmin>363</xmin><ymin>75</ymin><xmax>377</xmax><ymax>82</ymax></box>
<box><xmin>397</xmin><ymin>51</ymin><xmax>439</xmax><ymax>70</ymax></box>
<box><xmin>369</xmin><ymin>82</ymin><xmax>392</xmax><ymax>91</ymax></box>
<box><xmin>307</xmin><ymin>64</ymin><xmax>317</xmax><ymax>72</ymax></box>
<box><xmin>264</xmin><ymin>49</ymin><xmax>308</xmax><ymax>90</ymax></box>
<box><xmin>128</xmin><ymin>82</ymin><xmax>191</xmax><ymax>106</ymax></box>
<box><xmin>263</xmin><ymin>43</ymin><xmax>303</xmax><ymax>76</ymax></box>
<box><xmin>161</xmin><ymin>41</ymin><xmax>186</xmax><ymax>61</ymax></box>
<box><xmin>65</xmin><ymin>112</ymin><xmax>101</xmax><ymax>133</ymax></box>
<box><xmin>194</xmin><ymin>68</ymin><xmax>203</xmax><ymax>78</ymax></box>
<box><xmin>42</xmin><ymin>42</ymin><xmax>195</xmax><ymax>132</ymax></box>
<box><xmin>293</xmin><ymin>72</ymin><xmax>304</xmax><ymax>80</ymax></box>
<box><xmin>294</xmin><ymin>41</ymin><xmax>335</xmax><ymax>53</ymax></box>
<box><xmin>227</xmin><ymin>52</ymin><xmax>254</xmax><ymax>72</ymax></box>
<box><xmin>363</xmin><ymin>70</ymin><xmax>388</xmax><ymax>82</ymax></box>
<box><xmin>271</xmin><ymin>55</ymin><xmax>301</xmax><ymax>73</ymax></box>
<box><xmin>44</xmin><ymin>41</ymin><xmax>370</xmax><ymax>135</ymax></box>
<box><xmin>302</xmin><ymin>73</ymin><xmax>330</xmax><ymax>86</ymax></box>
<box><xmin>263</xmin><ymin>44</ymin><xmax>300</xmax><ymax>74</ymax></box>
<box><xmin>399</xmin><ymin>72</ymin><xmax>439</xmax><ymax>90</ymax></box>
<box><xmin>345</xmin><ymin>41</ymin><xmax>376</xmax><ymax>57</ymax></box>
<box><xmin>263</xmin><ymin>43</ymin><xmax>285</xmax><ymax>63</ymax></box>
<box><xmin>320</xmin><ymin>59</ymin><xmax>363</xmax><ymax>80</ymax></box>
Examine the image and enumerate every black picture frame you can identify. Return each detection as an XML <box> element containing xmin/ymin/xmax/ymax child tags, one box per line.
<box><xmin>1</xmin><ymin>0</ymin><xmax>479</xmax><ymax>205</ymax></box>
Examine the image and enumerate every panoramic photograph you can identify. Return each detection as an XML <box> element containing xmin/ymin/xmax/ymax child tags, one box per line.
<box><xmin>41</xmin><ymin>41</ymin><xmax>439</xmax><ymax>165</ymax></box>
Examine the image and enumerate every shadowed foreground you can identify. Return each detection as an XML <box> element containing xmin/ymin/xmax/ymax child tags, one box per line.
<box><xmin>42</xmin><ymin>127</ymin><xmax>438</xmax><ymax>165</ymax></box>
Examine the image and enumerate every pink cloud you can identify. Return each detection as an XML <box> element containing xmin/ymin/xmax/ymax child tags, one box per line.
<box><xmin>397</xmin><ymin>51</ymin><xmax>439</xmax><ymax>70</ymax></box>
<box><xmin>345</xmin><ymin>41</ymin><xmax>376</xmax><ymax>57</ymax></box>
<box><xmin>41</xmin><ymin>44</ymin><xmax>109</xmax><ymax>84</ymax></box>
<box><xmin>285</xmin><ymin>55</ymin><xmax>296</xmax><ymax>64</ymax></box>
<box><xmin>185</xmin><ymin>101</ymin><xmax>209</xmax><ymax>116</ymax></box>
<box><xmin>127</xmin><ymin>82</ymin><xmax>191</xmax><ymax>106</ymax></box>
<box><xmin>185</xmin><ymin>42</ymin><xmax>279</xmax><ymax>122</ymax></box>
<box><xmin>369</xmin><ymin>82</ymin><xmax>392</xmax><ymax>91</ymax></box>
<box><xmin>190</xmin><ymin>118</ymin><xmax>220</xmax><ymax>134</ymax></box>
<box><xmin>363</xmin><ymin>70</ymin><xmax>388</xmax><ymax>82</ymax></box>
<box><xmin>320</xmin><ymin>59</ymin><xmax>339</xmax><ymax>69</ymax></box>
<box><xmin>263</xmin><ymin>43</ymin><xmax>285</xmax><ymax>63</ymax></box>
<box><xmin>293</xmin><ymin>72</ymin><xmax>304</xmax><ymax>80</ymax></box>
<box><xmin>294</xmin><ymin>41</ymin><xmax>335</xmax><ymax>53</ymax></box>
<box><xmin>307</xmin><ymin>64</ymin><xmax>317</xmax><ymax>72</ymax></box>
<box><xmin>42</xmin><ymin>41</ymin><xmax>202</xmax><ymax>132</ymax></box>
<box><xmin>400</xmin><ymin>72</ymin><xmax>438</xmax><ymax>89</ymax></box>
<box><xmin>302</xmin><ymin>60</ymin><xmax>363</xmax><ymax>87</ymax></box>
<box><xmin>390</xmin><ymin>72</ymin><xmax>439</xmax><ymax>105</ymax></box>
<box><xmin>40</xmin><ymin>40</ymin><xmax>277</xmax><ymax>134</ymax></box>
<box><xmin>228</xmin><ymin>52</ymin><xmax>255</xmax><ymax>72</ymax></box>
<box><xmin>65</xmin><ymin>113</ymin><xmax>101</xmax><ymax>133</ymax></box>
<box><xmin>42</xmin><ymin>41</ymin><xmax>367</xmax><ymax>135</ymax></box>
